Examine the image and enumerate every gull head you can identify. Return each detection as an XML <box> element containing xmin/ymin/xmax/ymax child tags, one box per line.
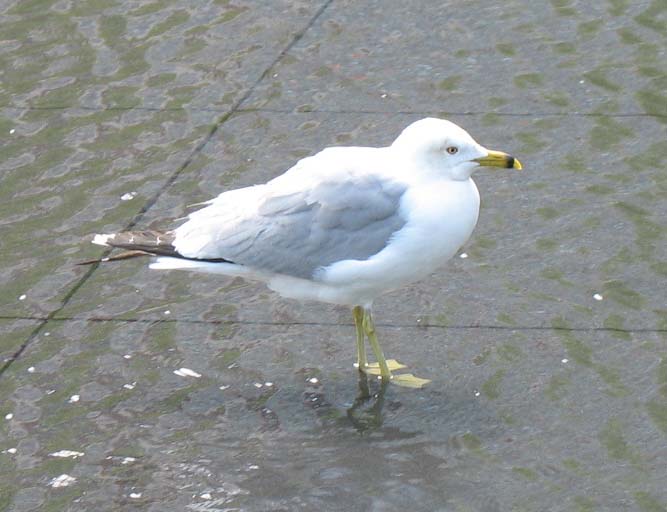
<box><xmin>391</xmin><ymin>117</ymin><xmax>522</xmax><ymax>181</ymax></box>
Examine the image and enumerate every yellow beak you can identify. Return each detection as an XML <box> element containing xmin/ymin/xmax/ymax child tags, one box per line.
<box><xmin>474</xmin><ymin>149</ymin><xmax>523</xmax><ymax>170</ymax></box>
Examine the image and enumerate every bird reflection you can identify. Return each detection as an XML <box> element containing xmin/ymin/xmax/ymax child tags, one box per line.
<box><xmin>346</xmin><ymin>371</ymin><xmax>389</xmax><ymax>433</ymax></box>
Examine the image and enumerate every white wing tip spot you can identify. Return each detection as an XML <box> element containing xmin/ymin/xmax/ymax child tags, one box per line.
<box><xmin>92</xmin><ymin>234</ymin><xmax>115</xmax><ymax>246</ymax></box>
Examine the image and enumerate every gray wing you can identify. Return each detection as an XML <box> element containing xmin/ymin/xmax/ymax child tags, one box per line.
<box><xmin>182</xmin><ymin>175</ymin><xmax>407</xmax><ymax>279</ymax></box>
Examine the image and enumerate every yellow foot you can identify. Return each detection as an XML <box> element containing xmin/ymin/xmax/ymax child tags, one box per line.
<box><xmin>389</xmin><ymin>373</ymin><xmax>431</xmax><ymax>389</ymax></box>
<box><xmin>360</xmin><ymin>359</ymin><xmax>407</xmax><ymax>375</ymax></box>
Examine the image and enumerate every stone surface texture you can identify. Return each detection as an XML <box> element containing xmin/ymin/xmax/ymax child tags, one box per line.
<box><xmin>1</xmin><ymin>1</ymin><xmax>666</xmax><ymax>511</ymax></box>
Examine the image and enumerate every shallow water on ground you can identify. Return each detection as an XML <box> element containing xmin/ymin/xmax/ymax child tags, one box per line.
<box><xmin>2</xmin><ymin>0</ymin><xmax>667</xmax><ymax>510</ymax></box>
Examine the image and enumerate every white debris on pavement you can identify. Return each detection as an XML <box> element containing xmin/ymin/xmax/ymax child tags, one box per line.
<box><xmin>174</xmin><ymin>368</ymin><xmax>202</xmax><ymax>378</ymax></box>
<box><xmin>49</xmin><ymin>450</ymin><xmax>85</xmax><ymax>459</ymax></box>
<box><xmin>593</xmin><ymin>293</ymin><xmax>603</xmax><ymax>301</ymax></box>
<box><xmin>105</xmin><ymin>455</ymin><xmax>137</xmax><ymax>465</ymax></box>
<box><xmin>49</xmin><ymin>474</ymin><xmax>76</xmax><ymax>488</ymax></box>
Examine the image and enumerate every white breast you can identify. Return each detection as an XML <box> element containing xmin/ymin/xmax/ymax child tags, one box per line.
<box><xmin>317</xmin><ymin>178</ymin><xmax>480</xmax><ymax>303</ymax></box>
<box><xmin>394</xmin><ymin>178</ymin><xmax>480</xmax><ymax>273</ymax></box>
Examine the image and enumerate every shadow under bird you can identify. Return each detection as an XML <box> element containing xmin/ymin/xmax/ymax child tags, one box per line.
<box><xmin>84</xmin><ymin>117</ymin><xmax>522</xmax><ymax>388</ymax></box>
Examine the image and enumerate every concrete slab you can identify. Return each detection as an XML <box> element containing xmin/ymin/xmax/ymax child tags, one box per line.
<box><xmin>1</xmin><ymin>318</ymin><xmax>665</xmax><ymax>510</ymax></box>
<box><xmin>0</xmin><ymin>318</ymin><xmax>40</xmax><ymax>373</ymax></box>
<box><xmin>244</xmin><ymin>0</ymin><xmax>667</xmax><ymax>116</ymax></box>
<box><xmin>0</xmin><ymin>1</ymin><xmax>328</xmax><ymax>111</ymax></box>
<box><xmin>0</xmin><ymin>106</ymin><xmax>216</xmax><ymax>318</ymax></box>
<box><xmin>0</xmin><ymin>319</ymin><xmax>42</xmax><ymax>506</ymax></box>
<box><xmin>0</xmin><ymin>0</ymin><xmax>329</xmax><ymax>317</ymax></box>
<box><xmin>2</xmin><ymin>0</ymin><xmax>667</xmax><ymax>510</ymax></box>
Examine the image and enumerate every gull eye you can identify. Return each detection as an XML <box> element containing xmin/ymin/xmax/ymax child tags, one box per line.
<box><xmin>446</xmin><ymin>146</ymin><xmax>458</xmax><ymax>155</ymax></box>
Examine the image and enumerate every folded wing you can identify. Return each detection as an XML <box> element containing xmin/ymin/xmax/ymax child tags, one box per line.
<box><xmin>173</xmin><ymin>174</ymin><xmax>408</xmax><ymax>279</ymax></box>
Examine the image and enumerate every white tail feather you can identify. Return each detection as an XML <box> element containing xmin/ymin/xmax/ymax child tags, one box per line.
<box><xmin>149</xmin><ymin>257</ymin><xmax>250</xmax><ymax>276</ymax></box>
<box><xmin>149</xmin><ymin>257</ymin><xmax>205</xmax><ymax>270</ymax></box>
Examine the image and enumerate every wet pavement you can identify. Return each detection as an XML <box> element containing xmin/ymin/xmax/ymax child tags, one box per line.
<box><xmin>1</xmin><ymin>0</ymin><xmax>667</xmax><ymax>510</ymax></box>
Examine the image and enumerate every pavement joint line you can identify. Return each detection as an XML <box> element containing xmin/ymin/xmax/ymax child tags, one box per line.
<box><xmin>3</xmin><ymin>104</ymin><xmax>666</xmax><ymax>119</ymax></box>
<box><xmin>0</xmin><ymin>320</ymin><xmax>48</xmax><ymax>377</ymax></box>
<box><xmin>1</xmin><ymin>314</ymin><xmax>665</xmax><ymax>335</ymax></box>
<box><xmin>242</xmin><ymin>108</ymin><xmax>667</xmax><ymax>119</ymax></box>
<box><xmin>251</xmin><ymin>0</ymin><xmax>335</xmax><ymax>87</ymax></box>
<box><xmin>0</xmin><ymin>0</ymin><xmax>337</xmax><ymax>380</ymax></box>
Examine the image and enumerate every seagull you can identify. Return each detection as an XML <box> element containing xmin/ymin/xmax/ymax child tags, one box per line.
<box><xmin>87</xmin><ymin>118</ymin><xmax>522</xmax><ymax>388</ymax></box>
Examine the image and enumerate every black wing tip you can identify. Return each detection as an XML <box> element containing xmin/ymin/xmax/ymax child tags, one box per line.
<box><xmin>77</xmin><ymin>250</ymin><xmax>153</xmax><ymax>266</ymax></box>
<box><xmin>87</xmin><ymin>230</ymin><xmax>237</xmax><ymax>266</ymax></box>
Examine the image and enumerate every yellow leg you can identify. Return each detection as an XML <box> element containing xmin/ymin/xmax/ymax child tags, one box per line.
<box><xmin>356</xmin><ymin>306</ymin><xmax>406</xmax><ymax>373</ymax></box>
<box><xmin>361</xmin><ymin>307</ymin><xmax>432</xmax><ymax>389</ymax></box>
<box><xmin>362</xmin><ymin>308</ymin><xmax>391</xmax><ymax>380</ymax></box>
<box><xmin>352</xmin><ymin>306</ymin><xmax>367</xmax><ymax>370</ymax></box>
<box><xmin>358</xmin><ymin>308</ymin><xmax>406</xmax><ymax>375</ymax></box>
